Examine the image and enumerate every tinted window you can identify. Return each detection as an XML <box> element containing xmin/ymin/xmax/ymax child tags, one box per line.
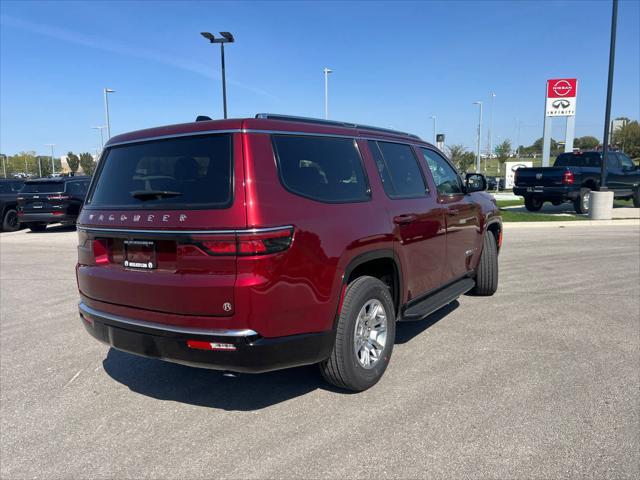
<box><xmin>555</xmin><ymin>153</ymin><xmax>601</xmax><ymax>167</ymax></box>
<box><xmin>87</xmin><ymin>134</ymin><xmax>232</xmax><ymax>209</ymax></box>
<box><xmin>369</xmin><ymin>141</ymin><xmax>427</xmax><ymax>198</ymax></box>
<box><xmin>21</xmin><ymin>182</ymin><xmax>64</xmax><ymax>194</ymax></box>
<box><xmin>619</xmin><ymin>153</ymin><xmax>635</xmax><ymax>169</ymax></box>
<box><xmin>273</xmin><ymin>135</ymin><xmax>369</xmax><ymax>203</ymax></box>
<box><xmin>66</xmin><ymin>181</ymin><xmax>89</xmax><ymax>196</ymax></box>
<box><xmin>420</xmin><ymin>148</ymin><xmax>463</xmax><ymax>195</ymax></box>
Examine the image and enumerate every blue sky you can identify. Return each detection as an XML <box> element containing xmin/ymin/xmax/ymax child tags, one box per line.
<box><xmin>1</xmin><ymin>0</ymin><xmax>639</xmax><ymax>157</ymax></box>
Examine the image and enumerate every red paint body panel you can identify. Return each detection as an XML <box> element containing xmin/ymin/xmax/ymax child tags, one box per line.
<box><xmin>77</xmin><ymin>117</ymin><xmax>501</xmax><ymax>342</ymax></box>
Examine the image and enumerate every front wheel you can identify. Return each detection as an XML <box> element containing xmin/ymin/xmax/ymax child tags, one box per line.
<box><xmin>470</xmin><ymin>232</ymin><xmax>499</xmax><ymax>296</ymax></box>
<box><xmin>2</xmin><ymin>209</ymin><xmax>20</xmax><ymax>231</ymax></box>
<box><xmin>319</xmin><ymin>276</ymin><xmax>396</xmax><ymax>391</ymax></box>
<box><xmin>573</xmin><ymin>188</ymin><xmax>591</xmax><ymax>214</ymax></box>
<box><xmin>524</xmin><ymin>196</ymin><xmax>543</xmax><ymax>211</ymax></box>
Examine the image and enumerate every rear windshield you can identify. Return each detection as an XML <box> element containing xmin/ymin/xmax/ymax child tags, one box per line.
<box><xmin>86</xmin><ymin>134</ymin><xmax>232</xmax><ymax>209</ymax></box>
<box><xmin>20</xmin><ymin>182</ymin><xmax>64</xmax><ymax>194</ymax></box>
<box><xmin>554</xmin><ymin>153</ymin><xmax>601</xmax><ymax>167</ymax></box>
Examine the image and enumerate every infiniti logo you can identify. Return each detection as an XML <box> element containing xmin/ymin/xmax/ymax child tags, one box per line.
<box><xmin>552</xmin><ymin>99</ymin><xmax>571</xmax><ymax>109</ymax></box>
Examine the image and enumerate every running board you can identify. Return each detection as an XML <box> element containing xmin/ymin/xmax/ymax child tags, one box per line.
<box><xmin>400</xmin><ymin>277</ymin><xmax>475</xmax><ymax>321</ymax></box>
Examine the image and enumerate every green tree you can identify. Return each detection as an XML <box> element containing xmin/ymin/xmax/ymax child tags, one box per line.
<box><xmin>79</xmin><ymin>152</ymin><xmax>96</xmax><ymax>176</ymax></box>
<box><xmin>494</xmin><ymin>140</ymin><xmax>512</xmax><ymax>168</ymax></box>
<box><xmin>612</xmin><ymin>120</ymin><xmax>640</xmax><ymax>159</ymax></box>
<box><xmin>446</xmin><ymin>144</ymin><xmax>475</xmax><ymax>173</ymax></box>
<box><xmin>531</xmin><ymin>137</ymin><xmax>558</xmax><ymax>154</ymax></box>
<box><xmin>575</xmin><ymin>136</ymin><xmax>599</xmax><ymax>150</ymax></box>
<box><xmin>66</xmin><ymin>152</ymin><xmax>80</xmax><ymax>174</ymax></box>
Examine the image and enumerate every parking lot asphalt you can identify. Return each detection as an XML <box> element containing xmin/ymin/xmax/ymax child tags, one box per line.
<box><xmin>1</xmin><ymin>224</ymin><xmax>639</xmax><ymax>479</ymax></box>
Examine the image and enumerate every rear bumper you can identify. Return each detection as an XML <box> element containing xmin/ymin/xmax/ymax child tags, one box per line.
<box><xmin>513</xmin><ymin>186</ymin><xmax>579</xmax><ymax>201</ymax></box>
<box><xmin>79</xmin><ymin>302</ymin><xmax>334</xmax><ymax>373</ymax></box>
<box><xmin>19</xmin><ymin>212</ymin><xmax>76</xmax><ymax>224</ymax></box>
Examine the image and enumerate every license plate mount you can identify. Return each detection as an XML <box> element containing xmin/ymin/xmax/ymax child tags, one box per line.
<box><xmin>124</xmin><ymin>240</ymin><xmax>157</xmax><ymax>270</ymax></box>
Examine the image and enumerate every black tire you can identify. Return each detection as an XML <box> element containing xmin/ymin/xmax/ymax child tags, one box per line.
<box><xmin>471</xmin><ymin>232</ymin><xmax>499</xmax><ymax>296</ymax></box>
<box><xmin>633</xmin><ymin>189</ymin><xmax>640</xmax><ymax>208</ymax></box>
<box><xmin>26</xmin><ymin>223</ymin><xmax>47</xmax><ymax>232</ymax></box>
<box><xmin>2</xmin><ymin>208</ymin><xmax>20</xmax><ymax>232</ymax></box>
<box><xmin>573</xmin><ymin>187</ymin><xmax>591</xmax><ymax>214</ymax></box>
<box><xmin>319</xmin><ymin>276</ymin><xmax>396</xmax><ymax>391</ymax></box>
<box><xmin>524</xmin><ymin>196</ymin><xmax>543</xmax><ymax>212</ymax></box>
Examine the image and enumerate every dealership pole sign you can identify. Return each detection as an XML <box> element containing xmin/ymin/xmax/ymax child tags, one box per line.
<box><xmin>541</xmin><ymin>78</ymin><xmax>578</xmax><ymax>167</ymax></box>
<box><xmin>545</xmin><ymin>78</ymin><xmax>578</xmax><ymax>117</ymax></box>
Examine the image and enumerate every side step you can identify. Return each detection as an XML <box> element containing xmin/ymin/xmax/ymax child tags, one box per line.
<box><xmin>400</xmin><ymin>277</ymin><xmax>475</xmax><ymax>321</ymax></box>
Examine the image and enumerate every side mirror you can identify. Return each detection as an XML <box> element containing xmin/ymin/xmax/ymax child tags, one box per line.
<box><xmin>465</xmin><ymin>173</ymin><xmax>487</xmax><ymax>193</ymax></box>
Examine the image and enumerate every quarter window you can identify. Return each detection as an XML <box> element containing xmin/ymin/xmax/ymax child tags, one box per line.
<box><xmin>420</xmin><ymin>148</ymin><xmax>463</xmax><ymax>195</ymax></box>
<box><xmin>273</xmin><ymin>135</ymin><xmax>369</xmax><ymax>203</ymax></box>
<box><xmin>368</xmin><ymin>141</ymin><xmax>428</xmax><ymax>198</ymax></box>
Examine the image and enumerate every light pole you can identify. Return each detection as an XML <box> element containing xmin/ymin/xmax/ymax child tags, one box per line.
<box><xmin>430</xmin><ymin>115</ymin><xmax>437</xmax><ymax>144</ymax></box>
<box><xmin>104</xmin><ymin>88</ymin><xmax>115</xmax><ymax>139</ymax></box>
<box><xmin>1</xmin><ymin>154</ymin><xmax>6</xmax><ymax>178</ymax></box>
<box><xmin>201</xmin><ymin>31</ymin><xmax>235</xmax><ymax>119</ymax></box>
<box><xmin>92</xmin><ymin>126</ymin><xmax>106</xmax><ymax>149</ymax></box>
<box><xmin>600</xmin><ymin>0</ymin><xmax>618</xmax><ymax>191</ymax></box>
<box><xmin>45</xmin><ymin>144</ymin><xmax>55</xmax><ymax>175</ymax></box>
<box><xmin>323</xmin><ymin>67</ymin><xmax>333</xmax><ymax>119</ymax></box>
<box><xmin>473</xmin><ymin>101</ymin><xmax>483</xmax><ymax>173</ymax></box>
<box><xmin>487</xmin><ymin>92</ymin><xmax>496</xmax><ymax>171</ymax></box>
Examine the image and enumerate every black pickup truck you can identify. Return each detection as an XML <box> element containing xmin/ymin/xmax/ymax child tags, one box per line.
<box><xmin>513</xmin><ymin>151</ymin><xmax>640</xmax><ymax>213</ymax></box>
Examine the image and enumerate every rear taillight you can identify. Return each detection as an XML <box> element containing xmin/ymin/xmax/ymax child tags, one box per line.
<box><xmin>92</xmin><ymin>239</ymin><xmax>109</xmax><ymax>265</ymax></box>
<box><xmin>47</xmin><ymin>194</ymin><xmax>70</xmax><ymax>200</ymax></box>
<box><xmin>562</xmin><ymin>171</ymin><xmax>574</xmax><ymax>185</ymax></box>
<box><xmin>187</xmin><ymin>227</ymin><xmax>294</xmax><ymax>257</ymax></box>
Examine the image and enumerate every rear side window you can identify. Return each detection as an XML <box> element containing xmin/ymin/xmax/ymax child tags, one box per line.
<box><xmin>272</xmin><ymin>135</ymin><xmax>369</xmax><ymax>203</ymax></box>
<box><xmin>86</xmin><ymin>134</ymin><xmax>232</xmax><ymax>209</ymax></box>
<box><xmin>368</xmin><ymin>141</ymin><xmax>427</xmax><ymax>198</ymax></box>
<box><xmin>66</xmin><ymin>181</ymin><xmax>89</xmax><ymax>196</ymax></box>
<box><xmin>20</xmin><ymin>182</ymin><xmax>63</xmax><ymax>194</ymax></box>
<box><xmin>555</xmin><ymin>153</ymin><xmax>601</xmax><ymax>167</ymax></box>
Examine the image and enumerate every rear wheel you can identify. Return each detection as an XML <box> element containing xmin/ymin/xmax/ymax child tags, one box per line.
<box><xmin>524</xmin><ymin>196</ymin><xmax>543</xmax><ymax>212</ymax></box>
<box><xmin>2</xmin><ymin>208</ymin><xmax>20</xmax><ymax>232</ymax></box>
<box><xmin>573</xmin><ymin>187</ymin><xmax>591</xmax><ymax>214</ymax></box>
<box><xmin>320</xmin><ymin>276</ymin><xmax>395</xmax><ymax>391</ymax></box>
<box><xmin>26</xmin><ymin>223</ymin><xmax>47</xmax><ymax>232</ymax></box>
<box><xmin>471</xmin><ymin>232</ymin><xmax>498</xmax><ymax>296</ymax></box>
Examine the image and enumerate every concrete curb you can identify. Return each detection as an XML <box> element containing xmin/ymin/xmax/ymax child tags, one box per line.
<box><xmin>504</xmin><ymin>219</ymin><xmax>640</xmax><ymax>229</ymax></box>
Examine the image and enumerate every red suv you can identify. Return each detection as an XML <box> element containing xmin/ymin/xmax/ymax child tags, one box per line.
<box><xmin>77</xmin><ymin>114</ymin><xmax>501</xmax><ymax>391</ymax></box>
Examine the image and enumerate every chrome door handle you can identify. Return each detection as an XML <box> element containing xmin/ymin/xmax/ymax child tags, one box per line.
<box><xmin>393</xmin><ymin>214</ymin><xmax>418</xmax><ymax>224</ymax></box>
<box><xmin>448</xmin><ymin>209</ymin><xmax>460</xmax><ymax>216</ymax></box>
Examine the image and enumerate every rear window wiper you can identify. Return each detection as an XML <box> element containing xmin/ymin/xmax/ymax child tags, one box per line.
<box><xmin>130</xmin><ymin>190</ymin><xmax>183</xmax><ymax>200</ymax></box>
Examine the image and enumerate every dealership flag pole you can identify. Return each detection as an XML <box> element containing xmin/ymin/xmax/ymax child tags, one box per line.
<box><xmin>600</xmin><ymin>0</ymin><xmax>618</xmax><ymax>190</ymax></box>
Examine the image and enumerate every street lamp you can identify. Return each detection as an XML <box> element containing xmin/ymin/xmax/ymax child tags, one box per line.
<box><xmin>201</xmin><ymin>31</ymin><xmax>235</xmax><ymax>119</ymax></box>
<box><xmin>92</xmin><ymin>126</ymin><xmax>106</xmax><ymax>149</ymax></box>
<box><xmin>104</xmin><ymin>88</ymin><xmax>115</xmax><ymax>139</ymax></box>
<box><xmin>45</xmin><ymin>144</ymin><xmax>55</xmax><ymax>175</ymax></box>
<box><xmin>1</xmin><ymin>154</ymin><xmax>7</xmax><ymax>178</ymax></box>
<box><xmin>430</xmin><ymin>115</ymin><xmax>437</xmax><ymax>144</ymax></box>
<box><xmin>487</xmin><ymin>92</ymin><xmax>496</xmax><ymax>171</ymax></box>
<box><xmin>323</xmin><ymin>67</ymin><xmax>333</xmax><ymax>119</ymax></box>
<box><xmin>473</xmin><ymin>101</ymin><xmax>483</xmax><ymax>173</ymax></box>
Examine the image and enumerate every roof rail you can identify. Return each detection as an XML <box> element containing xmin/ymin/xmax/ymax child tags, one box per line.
<box><xmin>255</xmin><ymin>113</ymin><xmax>421</xmax><ymax>140</ymax></box>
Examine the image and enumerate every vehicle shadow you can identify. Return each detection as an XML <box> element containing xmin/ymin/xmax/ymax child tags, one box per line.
<box><xmin>102</xmin><ymin>301</ymin><xmax>459</xmax><ymax>410</ymax></box>
<box><xmin>102</xmin><ymin>349</ymin><xmax>342</xmax><ymax>411</ymax></box>
<box><xmin>23</xmin><ymin>224</ymin><xmax>76</xmax><ymax>234</ymax></box>
<box><xmin>395</xmin><ymin>300</ymin><xmax>459</xmax><ymax>344</ymax></box>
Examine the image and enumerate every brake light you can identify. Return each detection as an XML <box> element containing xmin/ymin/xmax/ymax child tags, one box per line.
<box><xmin>186</xmin><ymin>227</ymin><xmax>294</xmax><ymax>257</ymax></box>
<box><xmin>562</xmin><ymin>171</ymin><xmax>574</xmax><ymax>185</ymax></box>
<box><xmin>47</xmin><ymin>194</ymin><xmax>70</xmax><ymax>200</ymax></box>
<box><xmin>92</xmin><ymin>239</ymin><xmax>109</xmax><ymax>265</ymax></box>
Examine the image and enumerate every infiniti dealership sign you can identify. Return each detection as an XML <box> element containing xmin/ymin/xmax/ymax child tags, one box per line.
<box><xmin>545</xmin><ymin>78</ymin><xmax>578</xmax><ymax>117</ymax></box>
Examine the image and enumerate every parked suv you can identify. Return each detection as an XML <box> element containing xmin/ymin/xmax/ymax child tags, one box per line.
<box><xmin>18</xmin><ymin>176</ymin><xmax>91</xmax><ymax>231</ymax></box>
<box><xmin>0</xmin><ymin>179</ymin><xmax>24</xmax><ymax>231</ymax></box>
<box><xmin>77</xmin><ymin>114</ymin><xmax>502</xmax><ymax>391</ymax></box>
